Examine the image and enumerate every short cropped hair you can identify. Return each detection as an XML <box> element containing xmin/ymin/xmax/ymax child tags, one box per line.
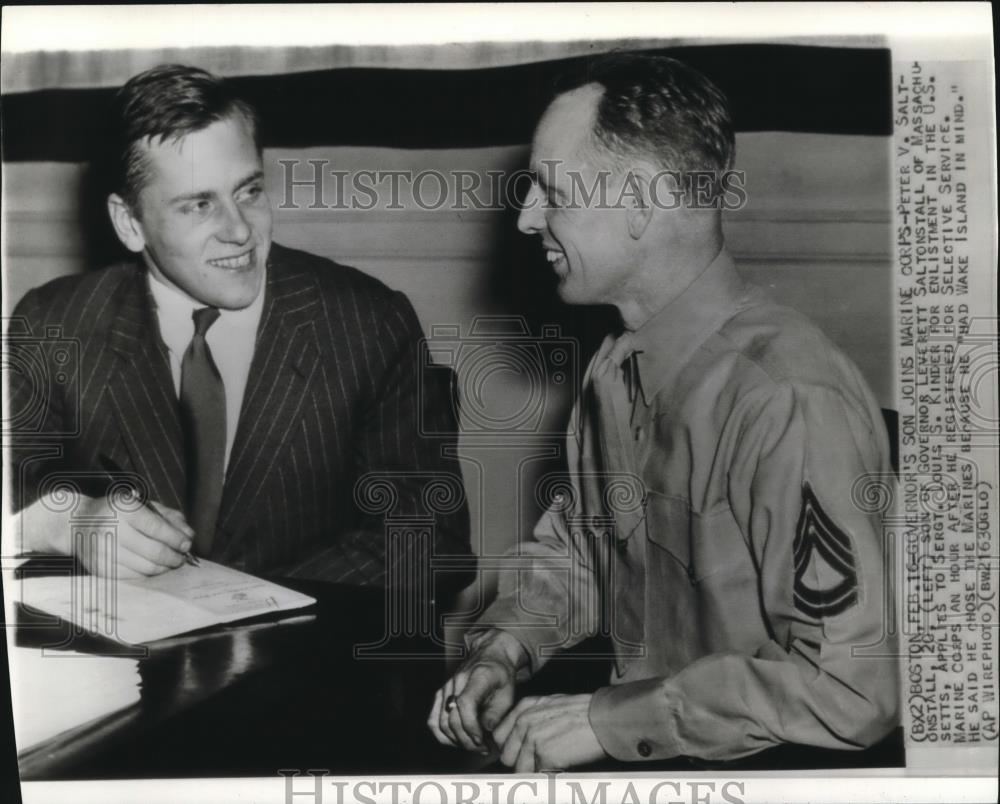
<box><xmin>555</xmin><ymin>53</ymin><xmax>735</xmax><ymax>177</ymax></box>
<box><xmin>104</xmin><ymin>64</ymin><xmax>260</xmax><ymax>209</ymax></box>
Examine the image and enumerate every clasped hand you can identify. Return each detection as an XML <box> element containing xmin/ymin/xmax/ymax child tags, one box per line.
<box><xmin>428</xmin><ymin>630</ymin><xmax>606</xmax><ymax>772</ymax></box>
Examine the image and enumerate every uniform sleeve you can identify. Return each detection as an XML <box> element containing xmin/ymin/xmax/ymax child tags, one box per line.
<box><xmin>468</xmin><ymin>495</ymin><xmax>602</xmax><ymax>676</ymax></box>
<box><xmin>588</xmin><ymin>381</ymin><xmax>900</xmax><ymax>761</ymax></box>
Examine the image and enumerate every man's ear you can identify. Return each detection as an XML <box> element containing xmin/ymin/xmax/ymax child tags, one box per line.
<box><xmin>107</xmin><ymin>194</ymin><xmax>146</xmax><ymax>253</ymax></box>
<box><xmin>621</xmin><ymin>168</ymin><xmax>655</xmax><ymax>240</ymax></box>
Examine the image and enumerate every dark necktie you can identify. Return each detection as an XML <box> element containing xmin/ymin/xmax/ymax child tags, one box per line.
<box><xmin>180</xmin><ymin>307</ymin><xmax>226</xmax><ymax>555</ymax></box>
<box><xmin>621</xmin><ymin>349</ymin><xmax>643</xmax><ymax>426</ymax></box>
<box><xmin>592</xmin><ymin>334</ymin><xmax>644</xmax><ymax>537</ymax></box>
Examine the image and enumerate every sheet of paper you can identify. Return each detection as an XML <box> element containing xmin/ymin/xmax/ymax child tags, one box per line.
<box><xmin>138</xmin><ymin>560</ymin><xmax>315</xmax><ymax>619</ymax></box>
<box><xmin>7</xmin><ymin>644</ymin><xmax>141</xmax><ymax>752</ymax></box>
<box><xmin>13</xmin><ymin>560</ymin><xmax>316</xmax><ymax>644</ymax></box>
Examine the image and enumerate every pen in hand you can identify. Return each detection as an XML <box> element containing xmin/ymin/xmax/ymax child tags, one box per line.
<box><xmin>97</xmin><ymin>454</ymin><xmax>200</xmax><ymax>567</ymax></box>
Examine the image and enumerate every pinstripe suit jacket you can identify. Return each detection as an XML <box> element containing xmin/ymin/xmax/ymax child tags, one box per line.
<box><xmin>9</xmin><ymin>243</ymin><xmax>471</xmax><ymax>588</ymax></box>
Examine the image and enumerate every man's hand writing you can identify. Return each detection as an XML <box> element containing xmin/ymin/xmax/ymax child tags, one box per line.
<box><xmin>19</xmin><ymin>493</ymin><xmax>194</xmax><ymax>578</ymax></box>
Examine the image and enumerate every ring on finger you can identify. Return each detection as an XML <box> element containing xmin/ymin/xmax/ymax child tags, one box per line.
<box><xmin>445</xmin><ymin>694</ymin><xmax>458</xmax><ymax>713</ymax></box>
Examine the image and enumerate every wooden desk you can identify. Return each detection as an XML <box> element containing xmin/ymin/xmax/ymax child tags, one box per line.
<box><xmin>12</xmin><ymin>577</ymin><xmax>469</xmax><ymax>779</ymax></box>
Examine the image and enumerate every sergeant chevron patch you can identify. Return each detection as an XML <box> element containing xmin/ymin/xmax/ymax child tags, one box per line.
<box><xmin>793</xmin><ymin>482</ymin><xmax>859</xmax><ymax>617</ymax></box>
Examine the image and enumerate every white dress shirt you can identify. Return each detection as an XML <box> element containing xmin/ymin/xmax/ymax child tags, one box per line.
<box><xmin>147</xmin><ymin>272</ymin><xmax>264</xmax><ymax>470</ymax></box>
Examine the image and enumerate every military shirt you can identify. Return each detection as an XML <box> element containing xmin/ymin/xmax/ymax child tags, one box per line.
<box><xmin>474</xmin><ymin>249</ymin><xmax>900</xmax><ymax>762</ymax></box>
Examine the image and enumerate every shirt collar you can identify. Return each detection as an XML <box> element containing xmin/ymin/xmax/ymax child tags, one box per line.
<box><xmin>627</xmin><ymin>248</ymin><xmax>758</xmax><ymax>404</ymax></box>
<box><xmin>146</xmin><ymin>269</ymin><xmax>265</xmax><ymax>356</ymax></box>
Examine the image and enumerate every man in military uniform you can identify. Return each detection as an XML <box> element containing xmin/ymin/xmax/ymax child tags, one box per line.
<box><xmin>428</xmin><ymin>54</ymin><xmax>899</xmax><ymax>771</ymax></box>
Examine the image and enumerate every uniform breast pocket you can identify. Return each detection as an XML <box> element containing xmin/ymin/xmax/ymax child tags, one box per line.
<box><xmin>643</xmin><ymin>490</ymin><xmax>693</xmax><ymax>577</ymax></box>
<box><xmin>644</xmin><ymin>490</ymin><xmax>747</xmax><ymax>583</ymax></box>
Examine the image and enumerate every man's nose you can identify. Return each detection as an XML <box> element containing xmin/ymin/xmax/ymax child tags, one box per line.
<box><xmin>217</xmin><ymin>201</ymin><xmax>252</xmax><ymax>244</ymax></box>
<box><xmin>517</xmin><ymin>183</ymin><xmax>546</xmax><ymax>235</ymax></box>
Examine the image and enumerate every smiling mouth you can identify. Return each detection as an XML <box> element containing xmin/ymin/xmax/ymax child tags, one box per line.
<box><xmin>209</xmin><ymin>250</ymin><xmax>255</xmax><ymax>270</ymax></box>
<box><xmin>544</xmin><ymin>247</ymin><xmax>568</xmax><ymax>272</ymax></box>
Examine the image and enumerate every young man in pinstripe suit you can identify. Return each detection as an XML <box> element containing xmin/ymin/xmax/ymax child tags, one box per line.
<box><xmin>9</xmin><ymin>65</ymin><xmax>471</xmax><ymax>593</ymax></box>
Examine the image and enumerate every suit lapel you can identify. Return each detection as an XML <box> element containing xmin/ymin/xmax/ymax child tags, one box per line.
<box><xmin>215</xmin><ymin>259</ymin><xmax>320</xmax><ymax>551</ymax></box>
<box><xmin>105</xmin><ymin>266</ymin><xmax>186</xmax><ymax>511</ymax></box>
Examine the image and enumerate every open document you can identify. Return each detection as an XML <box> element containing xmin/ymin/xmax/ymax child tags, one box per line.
<box><xmin>13</xmin><ymin>561</ymin><xmax>316</xmax><ymax>644</ymax></box>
